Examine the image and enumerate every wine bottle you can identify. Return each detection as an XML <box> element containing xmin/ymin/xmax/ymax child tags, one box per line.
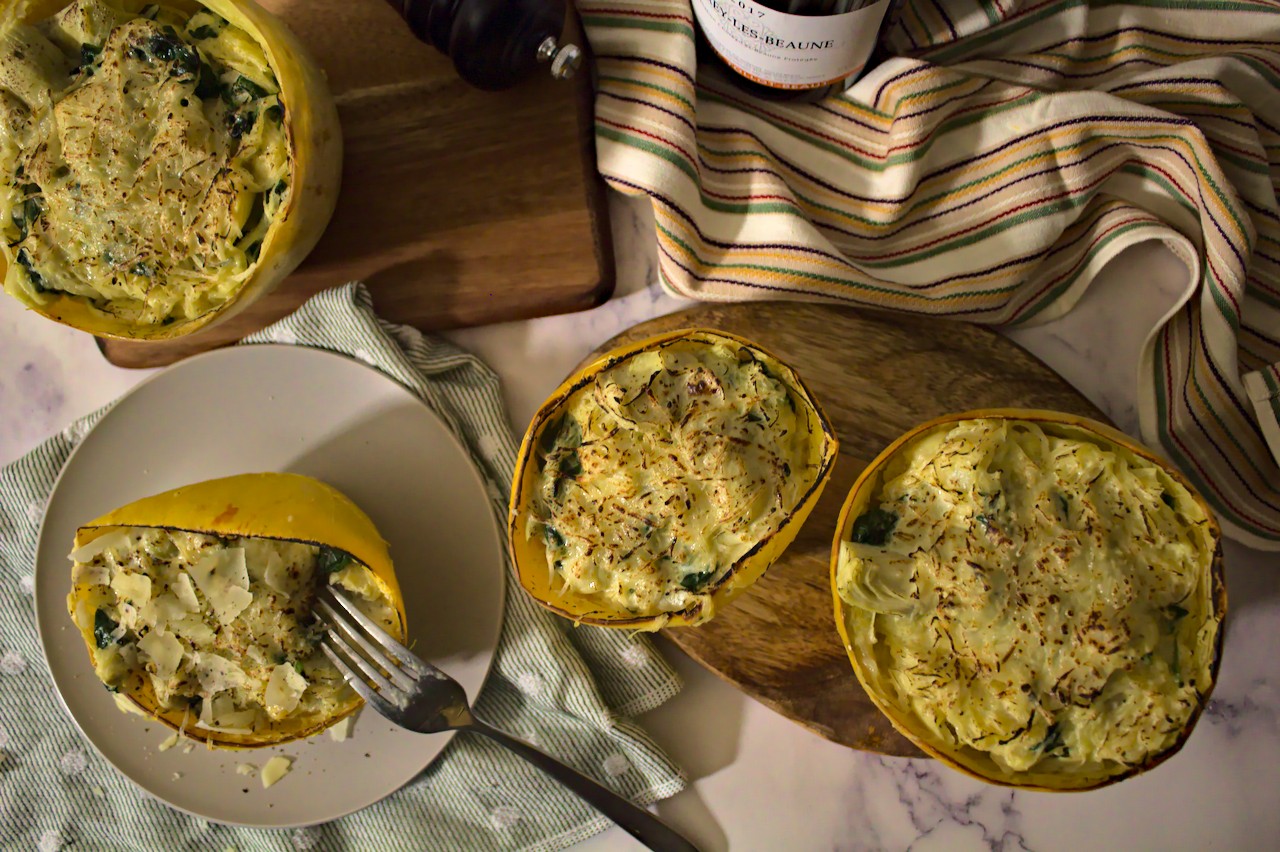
<box><xmin>691</xmin><ymin>0</ymin><xmax>895</xmax><ymax>101</ymax></box>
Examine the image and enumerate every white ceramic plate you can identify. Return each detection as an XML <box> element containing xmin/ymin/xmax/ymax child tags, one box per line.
<box><xmin>33</xmin><ymin>345</ymin><xmax>505</xmax><ymax>827</ymax></box>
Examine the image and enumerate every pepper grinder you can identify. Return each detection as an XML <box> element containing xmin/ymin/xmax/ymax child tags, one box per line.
<box><xmin>387</xmin><ymin>0</ymin><xmax>582</xmax><ymax>91</ymax></box>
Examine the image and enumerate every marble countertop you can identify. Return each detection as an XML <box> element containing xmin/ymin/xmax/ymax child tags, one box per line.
<box><xmin>2</xmin><ymin>194</ymin><xmax>1277</xmax><ymax>850</ymax></box>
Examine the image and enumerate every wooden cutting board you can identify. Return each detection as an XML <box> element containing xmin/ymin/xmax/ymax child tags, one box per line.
<box><xmin>100</xmin><ymin>0</ymin><xmax>610</xmax><ymax>368</ymax></box>
<box><xmin>589</xmin><ymin>302</ymin><xmax>1107</xmax><ymax>757</ymax></box>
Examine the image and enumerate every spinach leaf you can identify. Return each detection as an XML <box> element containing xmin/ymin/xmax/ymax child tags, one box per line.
<box><xmin>265</xmin><ymin>103</ymin><xmax>284</xmax><ymax>124</ymax></box>
<box><xmin>146</xmin><ymin>33</ymin><xmax>175</xmax><ymax>58</ymax></box>
<box><xmin>79</xmin><ymin>42</ymin><xmax>101</xmax><ymax>69</ymax></box>
<box><xmin>317</xmin><ymin>546</ymin><xmax>352</xmax><ymax>575</ymax></box>
<box><xmin>16</xmin><ymin>248</ymin><xmax>47</xmax><ymax>292</ymax></box>
<box><xmin>552</xmin><ymin>449</ymin><xmax>583</xmax><ymax>500</ymax></box>
<box><xmin>542</xmin><ymin>524</ymin><xmax>565</xmax><ymax>549</ymax></box>
<box><xmin>236</xmin><ymin>75</ymin><xmax>269</xmax><ymax>100</ymax></box>
<box><xmin>227</xmin><ymin>109</ymin><xmax>256</xmax><ymax>140</ymax></box>
<box><xmin>189</xmin><ymin>25</ymin><xmax>219</xmax><ymax>40</ymax></box>
<box><xmin>22</xmin><ymin>197</ymin><xmax>42</xmax><ymax>227</ymax></box>
<box><xmin>559</xmin><ymin>449</ymin><xmax>583</xmax><ymax>479</ymax></box>
<box><xmin>1033</xmin><ymin>722</ymin><xmax>1066</xmax><ymax>756</ymax></box>
<box><xmin>149</xmin><ymin>27</ymin><xmax>198</xmax><ymax>78</ymax></box>
<box><xmin>194</xmin><ymin>61</ymin><xmax>221</xmax><ymax>99</ymax></box>
<box><xmin>223</xmin><ymin>75</ymin><xmax>269</xmax><ymax>106</ymax></box>
<box><xmin>538</xmin><ymin>417</ymin><xmax>562</xmax><ymax>455</ymax></box>
<box><xmin>173</xmin><ymin>45</ymin><xmax>199</xmax><ymax>79</ymax></box>
<box><xmin>679</xmin><ymin>570</ymin><xmax>715</xmax><ymax>592</ymax></box>
<box><xmin>850</xmin><ymin>508</ymin><xmax>897</xmax><ymax>546</ymax></box>
<box><xmin>131</xmin><ymin>261</ymin><xmax>153</xmax><ymax>277</ymax></box>
<box><xmin>538</xmin><ymin>414</ymin><xmax>581</xmax><ymax>455</ymax></box>
<box><xmin>10</xmin><ymin>192</ymin><xmax>42</xmax><ymax>243</ymax></box>
<box><xmin>1165</xmin><ymin>603</ymin><xmax>1190</xmax><ymax>686</ymax></box>
<box><xmin>94</xmin><ymin>609</ymin><xmax>119</xmax><ymax>649</ymax></box>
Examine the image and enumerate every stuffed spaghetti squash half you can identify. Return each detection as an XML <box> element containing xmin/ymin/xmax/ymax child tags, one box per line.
<box><xmin>831</xmin><ymin>410</ymin><xmax>1226</xmax><ymax>790</ymax></box>
<box><xmin>66</xmin><ymin>473</ymin><xmax>406</xmax><ymax>748</ymax></box>
<box><xmin>509</xmin><ymin>328</ymin><xmax>838</xmax><ymax>630</ymax></box>
<box><xmin>0</xmin><ymin>0</ymin><xmax>340</xmax><ymax>338</ymax></box>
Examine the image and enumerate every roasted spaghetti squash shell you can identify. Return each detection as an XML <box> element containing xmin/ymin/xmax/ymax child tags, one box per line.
<box><xmin>66</xmin><ymin>472</ymin><xmax>406</xmax><ymax>749</ymax></box>
<box><xmin>509</xmin><ymin>328</ymin><xmax>839</xmax><ymax>631</ymax></box>
<box><xmin>0</xmin><ymin>0</ymin><xmax>342</xmax><ymax>340</ymax></box>
<box><xmin>829</xmin><ymin>408</ymin><xmax>1227</xmax><ymax>791</ymax></box>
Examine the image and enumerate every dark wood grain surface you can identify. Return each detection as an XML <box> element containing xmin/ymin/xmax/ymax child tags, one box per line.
<box><xmin>100</xmin><ymin>0</ymin><xmax>610</xmax><ymax>368</ymax></box>
<box><xmin>589</xmin><ymin>303</ymin><xmax>1107</xmax><ymax>756</ymax></box>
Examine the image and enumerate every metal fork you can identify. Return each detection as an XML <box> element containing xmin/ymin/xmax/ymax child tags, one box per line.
<box><xmin>314</xmin><ymin>587</ymin><xmax>699</xmax><ymax>852</ymax></box>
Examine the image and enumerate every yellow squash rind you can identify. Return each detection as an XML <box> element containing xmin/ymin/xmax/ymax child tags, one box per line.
<box><xmin>67</xmin><ymin>472</ymin><xmax>406</xmax><ymax>748</ymax></box>
<box><xmin>0</xmin><ymin>0</ymin><xmax>342</xmax><ymax>340</ymax></box>
<box><xmin>509</xmin><ymin>328</ymin><xmax>839</xmax><ymax>631</ymax></box>
<box><xmin>829</xmin><ymin>408</ymin><xmax>1227</xmax><ymax>791</ymax></box>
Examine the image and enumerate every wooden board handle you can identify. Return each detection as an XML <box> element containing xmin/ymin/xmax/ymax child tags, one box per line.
<box><xmin>389</xmin><ymin>0</ymin><xmax>581</xmax><ymax>90</ymax></box>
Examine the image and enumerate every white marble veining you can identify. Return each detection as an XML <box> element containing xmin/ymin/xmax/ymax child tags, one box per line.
<box><xmin>1</xmin><ymin>193</ymin><xmax>1276</xmax><ymax>850</ymax></box>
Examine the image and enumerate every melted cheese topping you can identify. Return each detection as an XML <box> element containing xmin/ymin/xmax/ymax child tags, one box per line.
<box><xmin>70</xmin><ymin>528</ymin><xmax>398</xmax><ymax>737</ymax></box>
<box><xmin>836</xmin><ymin>419</ymin><xmax>1221</xmax><ymax>783</ymax></box>
<box><xmin>529</xmin><ymin>338</ymin><xmax>814</xmax><ymax>616</ymax></box>
<box><xmin>0</xmin><ymin>0</ymin><xmax>290</xmax><ymax>325</ymax></box>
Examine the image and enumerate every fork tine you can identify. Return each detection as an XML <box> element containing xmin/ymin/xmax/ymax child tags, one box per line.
<box><xmin>319</xmin><ymin>627</ymin><xmax>405</xmax><ymax>695</ymax></box>
<box><xmin>314</xmin><ymin>597</ymin><xmax>418</xmax><ymax>693</ymax></box>
<box><xmin>317</xmin><ymin>586</ymin><xmax>439</xmax><ymax>681</ymax></box>
<box><xmin>320</xmin><ymin>636</ymin><xmax>405</xmax><ymax>720</ymax></box>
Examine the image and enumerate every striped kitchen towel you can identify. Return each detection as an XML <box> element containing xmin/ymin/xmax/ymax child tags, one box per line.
<box><xmin>584</xmin><ymin>0</ymin><xmax>1280</xmax><ymax>550</ymax></box>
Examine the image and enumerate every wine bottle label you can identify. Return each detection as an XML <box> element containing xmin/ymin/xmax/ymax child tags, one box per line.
<box><xmin>692</xmin><ymin>0</ymin><xmax>891</xmax><ymax>90</ymax></box>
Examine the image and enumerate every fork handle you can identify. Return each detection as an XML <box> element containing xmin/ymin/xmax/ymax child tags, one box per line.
<box><xmin>465</xmin><ymin>719</ymin><xmax>699</xmax><ymax>852</ymax></box>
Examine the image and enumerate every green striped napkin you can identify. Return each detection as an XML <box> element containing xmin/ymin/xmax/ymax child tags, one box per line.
<box><xmin>584</xmin><ymin>0</ymin><xmax>1280</xmax><ymax>551</ymax></box>
<box><xmin>0</xmin><ymin>283</ymin><xmax>685</xmax><ymax>851</ymax></box>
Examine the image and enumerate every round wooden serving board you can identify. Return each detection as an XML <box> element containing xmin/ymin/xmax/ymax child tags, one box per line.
<box><xmin>588</xmin><ymin>302</ymin><xmax>1107</xmax><ymax>757</ymax></box>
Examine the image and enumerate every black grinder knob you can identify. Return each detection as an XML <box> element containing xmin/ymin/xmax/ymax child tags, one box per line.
<box><xmin>389</xmin><ymin>0</ymin><xmax>582</xmax><ymax>91</ymax></box>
